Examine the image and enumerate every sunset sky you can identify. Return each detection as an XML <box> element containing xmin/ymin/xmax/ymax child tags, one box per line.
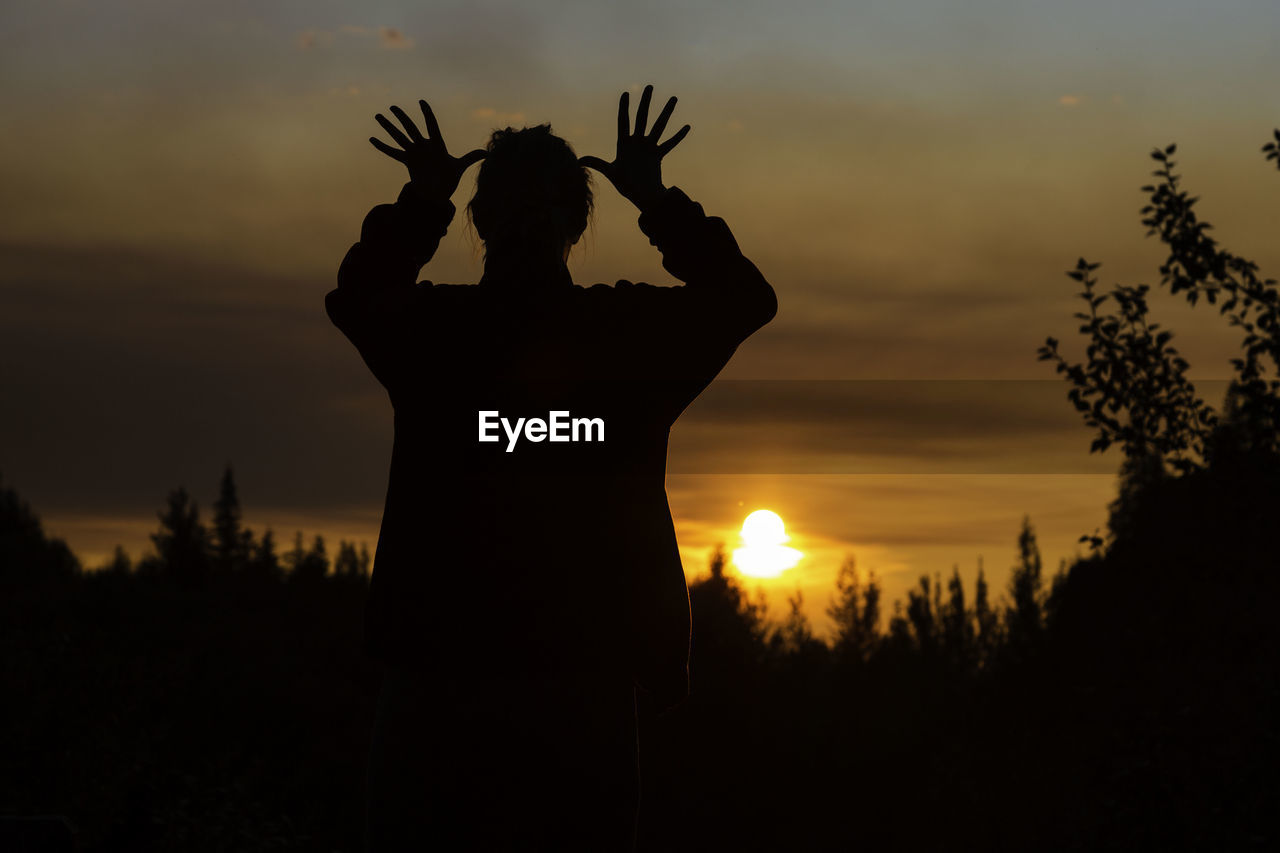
<box><xmin>2</xmin><ymin>0</ymin><xmax>1277</xmax><ymax>635</ymax></box>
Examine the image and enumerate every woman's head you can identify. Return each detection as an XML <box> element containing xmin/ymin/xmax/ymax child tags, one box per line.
<box><xmin>467</xmin><ymin>124</ymin><xmax>593</xmax><ymax>265</ymax></box>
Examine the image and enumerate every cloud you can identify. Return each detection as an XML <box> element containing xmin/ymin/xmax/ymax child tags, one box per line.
<box><xmin>666</xmin><ymin>379</ymin><xmax>1119</xmax><ymax>475</ymax></box>
<box><xmin>1058</xmin><ymin>94</ymin><xmax>1083</xmax><ymax>107</ymax></box>
<box><xmin>296</xmin><ymin>29</ymin><xmax>334</xmax><ymax>50</ymax></box>
<box><xmin>378</xmin><ymin>27</ymin><xmax>414</xmax><ymax>50</ymax></box>
<box><xmin>0</xmin><ymin>240</ymin><xmax>387</xmax><ymax>516</ymax></box>
<box><xmin>471</xmin><ymin>107</ymin><xmax>527</xmax><ymax>124</ymax></box>
<box><xmin>295</xmin><ymin>25</ymin><xmax>414</xmax><ymax>52</ymax></box>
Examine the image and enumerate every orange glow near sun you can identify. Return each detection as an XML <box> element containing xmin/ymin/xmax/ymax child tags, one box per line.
<box><xmin>732</xmin><ymin>509</ymin><xmax>803</xmax><ymax>578</ymax></box>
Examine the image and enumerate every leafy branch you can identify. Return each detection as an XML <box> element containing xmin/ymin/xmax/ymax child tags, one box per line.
<box><xmin>1037</xmin><ymin>257</ymin><xmax>1214</xmax><ymax>475</ymax></box>
<box><xmin>1042</xmin><ymin>130</ymin><xmax>1280</xmax><ymax>549</ymax></box>
<box><xmin>1141</xmin><ymin>140</ymin><xmax>1280</xmax><ymax>454</ymax></box>
<box><xmin>1264</xmin><ymin>128</ymin><xmax>1280</xmax><ymax>171</ymax></box>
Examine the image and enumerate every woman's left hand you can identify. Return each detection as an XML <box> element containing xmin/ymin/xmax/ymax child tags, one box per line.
<box><xmin>579</xmin><ymin>85</ymin><xmax>691</xmax><ymax>212</ymax></box>
<box><xmin>369</xmin><ymin>100</ymin><xmax>485</xmax><ymax>200</ymax></box>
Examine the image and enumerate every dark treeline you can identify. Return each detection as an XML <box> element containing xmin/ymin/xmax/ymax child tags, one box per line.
<box><xmin>67</xmin><ymin>465</ymin><xmax>374</xmax><ymax>585</ymax></box>
<box><xmin>3</xmin><ymin>135</ymin><xmax>1280</xmax><ymax>851</ymax></box>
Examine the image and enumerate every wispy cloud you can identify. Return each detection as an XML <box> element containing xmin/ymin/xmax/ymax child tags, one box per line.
<box><xmin>296</xmin><ymin>29</ymin><xmax>333</xmax><ymax>50</ymax></box>
<box><xmin>471</xmin><ymin>107</ymin><xmax>528</xmax><ymax>124</ymax></box>
<box><xmin>295</xmin><ymin>25</ymin><xmax>414</xmax><ymax>51</ymax></box>
<box><xmin>1058</xmin><ymin>94</ymin><xmax>1083</xmax><ymax>107</ymax></box>
<box><xmin>378</xmin><ymin>27</ymin><xmax>413</xmax><ymax>50</ymax></box>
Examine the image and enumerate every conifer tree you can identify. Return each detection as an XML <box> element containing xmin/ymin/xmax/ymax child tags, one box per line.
<box><xmin>285</xmin><ymin>531</ymin><xmax>306</xmax><ymax>576</ymax></box>
<box><xmin>102</xmin><ymin>545</ymin><xmax>132</xmax><ymax>575</ymax></box>
<box><xmin>212</xmin><ymin>465</ymin><xmax>248</xmax><ymax>572</ymax></box>
<box><xmin>251</xmin><ymin>528</ymin><xmax>281</xmax><ymax>579</ymax></box>
<box><xmin>148</xmin><ymin>487</ymin><xmax>210</xmax><ymax>581</ymax></box>
<box><xmin>687</xmin><ymin>545</ymin><xmax>768</xmax><ymax>674</ymax></box>
<box><xmin>827</xmin><ymin>557</ymin><xmax>881</xmax><ymax>665</ymax></box>
<box><xmin>1004</xmin><ymin>518</ymin><xmax>1046</xmax><ymax>659</ymax></box>
<box><xmin>905</xmin><ymin>575</ymin><xmax>938</xmax><ymax>657</ymax></box>
<box><xmin>941</xmin><ymin>566</ymin><xmax>975</xmax><ymax>671</ymax></box>
<box><xmin>973</xmin><ymin>558</ymin><xmax>1000</xmax><ymax>668</ymax></box>
<box><xmin>290</xmin><ymin>534</ymin><xmax>329</xmax><ymax>582</ymax></box>
<box><xmin>0</xmin><ymin>476</ymin><xmax>80</xmax><ymax>579</ymax></box>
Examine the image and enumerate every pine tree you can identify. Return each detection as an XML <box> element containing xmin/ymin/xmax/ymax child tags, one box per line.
<box><xmin>148</xmin><ymin>487</ymin><xmax>210</xmax><ymax>582</ymax></box>
<box><xmin>0</xmin><ymin>475</ymin><xmax>80</xmax><ymax>580</ymax></box>
<box><xmin>290</xmin><ymin>534</ymin><xmax>329</xmax><ymax>582</ymax></box>
<box><xmin>307</xmin><ymin>535</ymin><xmax>328</xmax><ymax>577</ymax></box>
<box><xmin>251</xmin><ymin>528</ymin><xmax>281</xmax><ymax>579</ymax></box>
<box><xmin>885</xmin><ymin>600</ymin><xmax>912</xmax><ymax>656</ymax></box>
<box><xmin>687</xmin><ymin>545</ymin><xmax>768</xmax><ymax>675</ymax></box>
<box><xmin>333</xmin><ymin>540</ymin><xmax>363</xmax><ymax>578</ymax></box>
<box><xmin>212</xmin><ymin>465</ymin><xmax>247</xmax><ymax>572</ymax></box>
<box><xmin>905</xmin><ymin>575</ymin><xmax>938</xmax><ymax>658</ymax></box>
<box><xmin>973</xmin><ymin>559</ymin><xmax>999</xmax><ymax>668</ymax></box>
<box><xmin>827</xmin><ymin>557</ymin><xmax>881</xmax><ymax>665</ymax></box>
<box><xmin>101</xmin><ymin>545</ymin><xmax>132</xmax><ymax>574</ymax></box>
<box><xmin>1045</xmin><ymin>558</ymin><xmax>1069</xmax><ymax>628</ymax></box>
<box><xmin>1005</xmin><ymin>517</ymin><xmax>1046</xmax><ymax>659</ymax></box>
<box><xmin>941</xmin><ymin>566</ymin><xmax>975</xmax><ymax>671</ymax></box>
<box><xmin>285</xmin><ymin>531</ymin><xmax>306</xmax><ymax>576</ymax></box>
<box><xmin>332</xmin><ymin>540</ymin><xmax>372</xmax><ymax>579</ymax></box>
<box><xmin>776</xmin><ymin>590</ymin><xmax>816</xmax><ymax>654</ymax></box>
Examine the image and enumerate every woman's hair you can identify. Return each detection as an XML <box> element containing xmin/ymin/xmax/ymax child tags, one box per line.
<box><xmin>466</xmin><ymin>124</ymin><xmax>593</xmax><ymax>261</ymax></box>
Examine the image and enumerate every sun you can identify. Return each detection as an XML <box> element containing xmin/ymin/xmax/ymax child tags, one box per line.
<box><xmin>732</xmin><ymin>509</ymin><xmax>803</xmax><ymax>578</ymax></box>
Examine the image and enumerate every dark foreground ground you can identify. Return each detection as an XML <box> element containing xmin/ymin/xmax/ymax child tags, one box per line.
<box><xmin>4</xmin><ymin>467</ymin><xmax>1279</xmax><ymax>851</ymax></box>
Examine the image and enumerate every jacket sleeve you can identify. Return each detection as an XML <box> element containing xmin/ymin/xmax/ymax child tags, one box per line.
<box><xmin>324</xmin><ymin>182</ymin><xmax>456</xmax><ymax>393</ymax></box>
<box><xmin>623</xmin><ymin>190</ymin><xmax>775</xmax><ymax>710</ymax></box>
<box><xmin>635</xmin><ymin>186</ymin><xmax>778</xmax><ymax>344</ymax></box>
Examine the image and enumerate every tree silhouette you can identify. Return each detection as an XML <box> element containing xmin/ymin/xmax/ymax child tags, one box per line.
<box><xmin>142</xmin><ymin>487</ymin><xmax>210</xmax><ymax>582</ymax></box>
<box><xmin>904</xmin><ymin>575</ymin><xmax>940</xmax><ymax>660</ymax></box>
<box><xmin>884</xmin><ymin>600</ymin><xmax>912</xmax><ymax>657</ymax></box>
<box><xmin>1141</xmin><ymin>141</ymin><xmax>1280</xmax><ymax>455</ymax></box>
<box><xmin>333</xmin><ymin>540</ymin><xmax>369</xmax><ymax>580</ymax></box>
<box><xmin>1041</xmin><ymin>133</ymin><xmax>1280</xmax><ymax>550</ymax></box>
<box><xmin>212</xmin><ymin>464</ymin><xmax>251</xmax><ymax>573</ymax></box>
<box><xmin>284</xmin><ymin>531</ymin><xmax>306</xmax><ymax>576</ymax></box>
<box><xmin>289</xmin><ymin>534</ymin><xmax>329</xmax><ymax>583</ymax></box>
<box><xmin>100</xmin><ymin>545</ymin><xmax>133</xmax><ymax>575</ymax></box>
<box><xmin>972</xmin><ymin>559</ymin><xmax>1000</xmax><ymax>669</ymax></box>
<box><xmin>1003</xmin><ymin>517</ymin><xmax>1046</xmax><ymax>662</ymax></box>
<box><xmin>1019</xmin><ymin>137</ymin><xmax>1280</xmax><ymax>845</ymax></box>
<box><xmin>1037</xmin><ymin>255</ymin><xmax>1214</xmax><ymax>476</ymax></box>
<box><xmin>0</xmin><ymin>474</ymin><xmax>80</xmax><ymax>580</ymax></box>
<box><xmin>826</xmin><ymin>556</ymin><xmax>881</xmax><ymax>666</ymax></box>
<box><xmin>771</xmin><ymin>590</ymin><xmax>826</xmax><ymax>664</ymax></box>
<box><xmin>250</xmin><ymin>528</ymin><xmax>281</xmax><ymax>579</ymax></box>
<box><xmin>687</xmin><ymin>545</ymin><xmax>767</xmax><ymax>680</ymax></box>
<box><xmin>940</xmin><ymin>566</ymin><xmax>975</xmax><ymax>672</ymax></box>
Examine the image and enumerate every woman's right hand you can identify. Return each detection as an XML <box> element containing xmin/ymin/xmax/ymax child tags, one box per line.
<box><xmin>369</xmin><ymin>100</ymin><xmax>485</xmax><ymax>201</ymax></box>
<box><xmin>579</xmin><ymin>85</ymin><xmax>691</xmax><ymax>212</ymax></box>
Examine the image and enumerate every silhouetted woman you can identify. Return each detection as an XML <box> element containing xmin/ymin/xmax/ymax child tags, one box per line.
<box><xmin>327</xmin><ymin>85</ymin><xmax>776</xmax><ymax>851</ymax></box>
